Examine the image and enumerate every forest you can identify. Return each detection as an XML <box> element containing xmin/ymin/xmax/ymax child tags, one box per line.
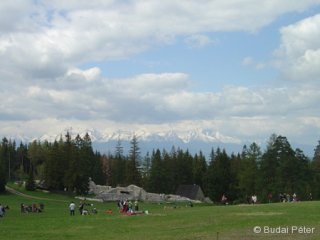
<box><xmin>1</xmin><ymin>132</ymin><xmax>320</xmax><ymax>203</ymax></box>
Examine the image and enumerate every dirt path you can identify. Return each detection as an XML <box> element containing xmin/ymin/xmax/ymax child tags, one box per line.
<box><xmin>5</xmin><ymin>186</ymin><xmax>68</xmax><ymax>203</ymax></box>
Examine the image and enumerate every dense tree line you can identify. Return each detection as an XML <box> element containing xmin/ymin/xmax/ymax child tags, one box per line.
<box><xmin>1</xmin><ymin>133</ymin><xmax>320</xmax><ymax>203</ymax></box>
<box><xmin>0</xmin><ymin>133</ymin><xmax>104</xmax><ymax>194</ymax></box>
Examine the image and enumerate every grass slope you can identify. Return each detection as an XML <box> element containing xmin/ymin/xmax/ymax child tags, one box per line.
<box><xmin>1</xmin><ymin>186</ymin><xmax>320</xmax><ymax>240</ymax></box>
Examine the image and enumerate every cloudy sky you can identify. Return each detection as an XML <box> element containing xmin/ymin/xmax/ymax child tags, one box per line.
<box><xmin>1</xmin><ymin>0</ymin><xmax>320</xmax><ymax>150</ymax></box>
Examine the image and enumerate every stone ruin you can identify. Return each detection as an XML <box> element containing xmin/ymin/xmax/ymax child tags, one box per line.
<box><xmin>88</xmin><ymin>179</ymin><xmax>201</xmax><ymax>203</ymax></box>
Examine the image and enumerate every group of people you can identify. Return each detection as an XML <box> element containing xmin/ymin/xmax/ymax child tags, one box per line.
<box><xmin>1</xmin><ymin>203</ymin><xmax>43</xmax><ymax>217</ymax></box>
<box><xmin>0</xmin><ymin>204</ymin><xmax>9</xmax><ymax>217</ymax></box>
<box><xmin>69</xmin><ymin>201</ymin><xmax>97</xmax><ymax>216</ymax></box>
<box><xmin>117</xmin><ymin>199</ymin><xmax>139</xmax><ymax>213</ymax></box>
<box><xmin>20</xmin><ymin>203</ymin><xmax>44</xmax><ymax>213</ymax></box>
<box><xmin>69</xmin><ymin>199</ymin><xmax>141</xmax><ymax>216</ymax></box>
<box><xmin>279</xmin><ymin>193</ymin><xmax>299</xmax><ymax>202</ymax></box>
<box><xmin>221</xmin><ymin>194</ymin><xmax>258</xmax><ymax>205</ymax></box>
<box><xmin>221</xmin><ymin>192</ymin><xmax>314</xmax><ymax>205</ymax></box>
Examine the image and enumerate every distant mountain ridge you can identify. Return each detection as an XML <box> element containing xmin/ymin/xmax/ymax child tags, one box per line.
<box><xmin>8</xmin><ymin>128</ymin><xmax>241</xmax><ymax>144</ymax></box>
<box><xmin>6</xmin><ymin>128</ymin><xmax>314</xmax><ymax>158</ymax></box>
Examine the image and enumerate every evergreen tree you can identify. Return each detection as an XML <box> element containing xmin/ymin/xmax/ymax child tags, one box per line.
<box><xmin>174</xmin><ymin>149</ymin><xmax>193</xmax><ymax>188</ymax></box>
<box><xmin>167</xmin><ymin>147</ymin><xmax>178</xmax><ymax>192</ymax></box>
<box><xmin>73</xmin><ymin>133</ymin><xmax>94</xmax><ymax>194</ymax></box>
<box><xmin>192</xmin><ymin>151</ymin><xmax>207</xmax><ymax>189</ymax></box>
<box><xmin>28</xmin><ymin>140</ymin><xmax>47</xmax><ymax>179</ymax></box>
<box><xmin>0</xmin><ymin>160</ymin><xmax>6</xmax><ymax>193</ymax></box>
<box><xmin>229</xmin><ymin>153</ymin><xmax>241</xmax><ymax>201</ymax></box>
<box><xmin>0</xmin><ymin>138</ymin><xmax>9</xmax><ymax>192</ymax></box>
<box><xmin>294</xmin><ymin>148</ymin><xmax>312</xmax><ymax>200</ymax></box>
<box><xmin>16</xmin><ymin>143</ymin><xmax>29</xmax><ymax>181</ymax></box>
<box><xmin>258</xmin><ymin>135</ymin><xmax>310</xmax><ymax>202</ymax></box>
<box><xmin>115</xmin><ymin>137</ymin><xmax>124</xmax><ymax>159</ymax></box>
<box><xmin>91</xmin><ymin>152</ymin><xmax>105</xmax><ymax>185</ymax></box>
<box><xmin>141</xmin><ymin>151</ymin><xmax>151</xmax><ymax>189</ymax></box>
<box><xmin>203</xmin><ymin>148</ymin><xmax>215</xmax><ymax>195</ymax></box>
<box><xmin>162</xmin><ymin>150</ymin><xmax>175</xmax><ymax>193</ymax></box>
<box><xmin>25</xmin><ymin>165</ymin><xmax>36</xmax><ymax>191</ymax></box>
<box><xmin>258</xmin><ymin>134</ymin><xmax>281</xmax><ymax>202</ymax></box>
<box><xmin>276</xmin><ymin>136</ymin><xmax>296</xmax><ymax>193</ymax></box>
<box><xmin>238</xmin><ymin>143</ymin><xmax>260</xmax><ymax>201</ymax></box>
<box><xmin>206</xmin><ymin>148</ymin><xmax>231</xmax><ymax>202</ymax></box>
<box><xmin>44</xmin><ymin>140</ymin><xmax>65</xmax><ymax>190</ymax></box>
<box><xmin>0</xmin><ymin>138</ymin><xmax>9</xmax><ymax>180</ymax></box>
<box><xmin>113</xmin><ymin>139</ymin><xmax>126</xmax><ymax>186</ymax></box>
<box><xmin>311</xmin><ymin>140</ymin><xmax>320</xmax><ymax>199</ymax></box>
<box><xmin>148</xmin><ymin>149</ymin><xmax>166</xmax><ymax>193</ymax></box>
<box><xmin>125</xmin><ymin>135</ymin><xmax>141</xmax><ymax>185</ymax></box>
<box><xmin>63</xmin><ymin>132</ymin><xmax>75</xmax><ymax>191</ymax></box>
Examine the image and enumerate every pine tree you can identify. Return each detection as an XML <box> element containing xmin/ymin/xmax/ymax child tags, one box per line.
<box><xmin>113</xmin><ymin>139</ymin><xmax>126</xmax><ymax>186</ymax></box>
<box><xmin>25</xmin><ymin>165</ymin><xmax>36</xmax><ymax>191</ymax></box>
<box><xmin>238</xmin><ymin>143</ymin><xmax>260</xmax><ymax>201</ymax></box>
<box><xmin>16</xmin><ymin>143</ymin><xmax>29</xmax><ymax>181</ymax></box>
<box><xmin>0</xmin><ymin>138</ymin><xmax>8</xmax><ymax>192</ymax></box>
<box><xmin>63</xmin><ymin>132</ymin><xmax>75</xmax><ymax>191</ymax></box>
<box><xmin>162</xmin><ymin>150</ymin><xmax>175</xmax><ymax>193</ymax></box>
<box><xmin>44</xmin><ymin>140</ymin><xmax>65</xmax><ymax>190</ymax></box>
<box><xmin>192</xmin><ymin>151</ymin><xmax>207</xmax><ymax>189</ymax></box>
<box><xmin>206</xmin><ymin>148</ymin><xmax>231</xmax><ymax>202</ymax></box>
<box><xmin>173</xmin><ymin>149</ymin><xmax>193</xmax><ymax>190</ymax></box>
<box><xmin>91</xmin><ymin>152</ymin><xmax>105</xmax><ymax>185</ymax></box>
<box><xmin>258</xmin><ymin>134</ymin><xmax>281</xmax><ymax>202</ymax></box>
<box><xmin>0</xmin><ymin>162</ymin><xmax>6</xmax><ymax>193</ymax></box>
<box><xmin>311</xmin><ymin>140</ymin><xmax>320</xmax><ymax>199</ymax></box>
<box><xmin>141</xmin><ymin>152</ymin><xmax>151</xmax><ymax>189</ymax></box>
<box><xmin>229</xmin><ymin>153</ymin><xmax>241</xmax><ymax>201</ymax></box>
<box><xmin>125</xmin><ymin>135</ymin><xmax>141</xmax><ymax>186</ymax></box>
<box><xmin>258</xmin><ymin>135</ymin><xmax>309</xmax><ymax>202</ymax></box>
<box><xmin>148</xmin><ymin>149</ymin><xmax>166</xmax><ymax>193</ymax></box>
<box><xmin>294</xmin><ymin>148</ymin><xmax>312</xmax><ymax>200</ymax></box>
<box><xmin>73</xmin><ymin>133</ymin><xmax>94</xmax><ymax>194</ymax></box>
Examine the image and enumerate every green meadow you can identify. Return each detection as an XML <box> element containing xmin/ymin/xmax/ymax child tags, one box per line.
<box><xmin>1</xmin><ymin>186</ymin><xmax>320</xmax><ymax>240</ymax></box>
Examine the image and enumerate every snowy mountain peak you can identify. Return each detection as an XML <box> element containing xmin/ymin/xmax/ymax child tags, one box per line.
<box><xmin>7</xmin><ymin>128</ymin><xmax>241</xmax><ymax>145</ymax></box>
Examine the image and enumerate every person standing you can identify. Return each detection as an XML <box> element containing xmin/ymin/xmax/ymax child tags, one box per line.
<box><xmin>134</xmin><ymin>200</ymin><xmax>139</xmax><ymax>211</ymax></box>
<box><xmin>69</xmin><ymin>201</ymin><xmax>76</xmax><ymax>216</ymax></box>
<box><xmin>0</xmin><ymin>203</ymin><xmax>4</xmax><ymax>217</ymax></box>
<box><xmin>79</xmin><ymin>201</ymin><xmax>84</xmax><ymax>215</ymax></box>
<box><xmin>251</xmin><ymin>195</ymin><xmax>257</xmax><ymax>205</ymax></box>
<box><xmin>221</xmin><ymin>194</ymin><xmax>228</xmax><ymax>205</ymax></box>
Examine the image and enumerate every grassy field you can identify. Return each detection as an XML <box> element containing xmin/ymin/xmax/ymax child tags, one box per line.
<box><xmin>1</xmin><ymin>186</ymin><xmax>320</xmax><ymax>240</ymax></box>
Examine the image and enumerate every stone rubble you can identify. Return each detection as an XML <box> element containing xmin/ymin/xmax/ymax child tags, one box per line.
<box><xmin>88</xmin><ymin>179</ymin><xmax>201</xmax><ymax>203</ymax></box>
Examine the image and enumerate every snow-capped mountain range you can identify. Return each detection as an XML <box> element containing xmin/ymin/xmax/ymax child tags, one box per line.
<box><xmin>31</xmin><ymin>128</ymin><xmax>241</xmax><ymax>145</ymax></box>
<box><xmin>7</xmin><ymin>128</ymin><xmax>244</xmax><ymax>156</ymax></box>
<box><xmin>6</xmin><ymin>128</ymin><xmax>315</xmax><ymax>157</ymax></box>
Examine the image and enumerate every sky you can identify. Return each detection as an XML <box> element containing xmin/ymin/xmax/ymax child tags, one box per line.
<box><xmin>1</xmin><ymin>0</ymin><xmax>320</xmax><ymax>151</ymax></box>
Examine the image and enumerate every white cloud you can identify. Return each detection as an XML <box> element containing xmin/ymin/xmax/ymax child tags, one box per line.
<box><xmin>1</xmin><ymin>0</ymin><xmax>320</xmax><ymax>81</ymax></box>
<box><xmin>66</xmin><ymin>67</ymin><xmax>102</xmax><ymax>82</ymax></box>
<box><xmin>18</xmin><ymin>71</ymin><xmax>317</xmax><ymax>122</ymax></box>
<box><xmin>1</xmin><ymin>1</ymin><xmax>320</xmax><ymax>148</ymax></box>
<box><xmin>1</xmin><ymin>66</ymin><xmax>319</xmax><ymax>144</ymax></box>
<box><xmin>185</xmin><ymin>34</ymin><xmax>215</xmax><ymax>48</ymax></box>
<box><xmin>242</xmin><ymin>57</ymin><xmax>254</xmax><ymax>66</ymax></box>
<box><xmin>275</xmin><ymin>14</ymin><xmax>320</xmax><ymax>81</ymax></box>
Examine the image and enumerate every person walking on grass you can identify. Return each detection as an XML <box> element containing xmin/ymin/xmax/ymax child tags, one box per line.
<box><xmin>69</xmin><ymin>201</ymin><xmax>76</xmax><ymax>216</ymax></box>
